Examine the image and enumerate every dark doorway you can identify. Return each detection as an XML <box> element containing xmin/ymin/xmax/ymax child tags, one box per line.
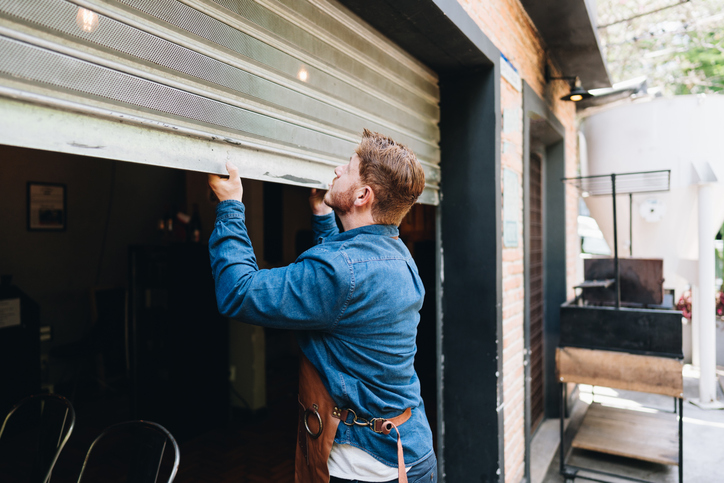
<box><xmin>528</xmin><ymin>153</ymin><xmax>544</xmax><ymax>433</ymax></box>
<box><xmin>399</xmin><ymin>203</ymin><xmax>438</xmax><ymax>448</ymax></box>
<box><xmin>522</xmin><ymin>82</ymin><xmax>567</xmax><ymax>482</ymax></box>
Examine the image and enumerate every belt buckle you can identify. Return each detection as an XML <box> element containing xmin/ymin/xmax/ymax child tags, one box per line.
<box><xmin>369</xmin><ymin>418</ymin><xmax>385</xmax><ymax>433</ymax></box>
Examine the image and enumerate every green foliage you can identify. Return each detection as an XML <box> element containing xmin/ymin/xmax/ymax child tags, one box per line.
<box><xmin>672</xmin><ymin>31</ymin><xmax>724</xmax><ymax>94</ymax></box>
<box><xmin>596</xmin><ymin>0</ymin><xmax>724</xmax><ymax>95</ymax></box>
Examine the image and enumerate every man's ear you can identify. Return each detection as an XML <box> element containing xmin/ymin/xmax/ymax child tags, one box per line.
<box><xmin>354</xmin><ymin>185</ymin><xmax>374</xmax><ymax>207</ymax></box>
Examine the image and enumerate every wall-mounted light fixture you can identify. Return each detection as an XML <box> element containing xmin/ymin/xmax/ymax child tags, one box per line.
<box><xmin>545</xmin><ymin>66</ymin><xmax>592</xmax><ymax>102</ymax></box>
<box><xmin>559</xmin><ymin>79</ymin><xmax>593</xmax><ymax>102</ymax></box>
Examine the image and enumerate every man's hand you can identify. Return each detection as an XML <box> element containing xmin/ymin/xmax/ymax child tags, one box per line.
<box><xmin>309</xmin><ymin>188</ymin><xmax>332</xmax><ymax>216</ymax></box>
<box><xmin>208</xmin><ymin>161</ymin><xmax>243</xmax><ymax>203</ymax></box>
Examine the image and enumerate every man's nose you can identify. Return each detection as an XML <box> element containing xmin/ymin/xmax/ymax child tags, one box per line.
<box><xmin>334</xmin><ymin>165</ymin><xmax>343</xmax><ymax>177</ymax></box>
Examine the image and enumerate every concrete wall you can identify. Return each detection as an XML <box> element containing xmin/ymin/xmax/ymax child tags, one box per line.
<box><xmin>457</xmin><ymin>1</ymin><xmax>580</xmax><ymax>480</ymax></box>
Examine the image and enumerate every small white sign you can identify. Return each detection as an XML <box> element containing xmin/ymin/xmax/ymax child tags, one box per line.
<box><xmin>0</xmin><ymin>298</ymin><xmax>21</xmax><ymax>328</ymax></box>
<box><xmin>503</xmin><ymin>169</ymin><xmax>520</xmax><ymax>247</ymax></box>
<box><xmin>501</xmin><ymin>54</ymin><xmax>521</xmax><ymax>92</ymax></box>
<box><xmin>503</xmin><ymin>108</ymin><xmax>521</xmax><ymax>134</ymax></box>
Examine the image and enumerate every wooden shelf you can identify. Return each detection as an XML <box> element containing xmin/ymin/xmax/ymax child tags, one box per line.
<box><xmin>556</xmin><ymin>347</ymin><xmax>684</xmax><ymax>398</ymax></box>
<box><xmin>572</xmin><ymin>403</ymin><xmax>679</xmax><ymax>466</ymax></box>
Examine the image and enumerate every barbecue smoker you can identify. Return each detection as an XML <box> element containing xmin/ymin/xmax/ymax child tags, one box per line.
<box><xmin>557</xmin><ymin>170</ymin><xmax>685</xmax><ymax>483</ymax></box>
<box><xmin>561</xmin><ymin>256</ymin><xmax>682</xmax><ymax>357</ymax></box>
<box><xmin>561</xmin><ymin>169</ymin><xmax>682</xmax><ymax>357</ymax></box>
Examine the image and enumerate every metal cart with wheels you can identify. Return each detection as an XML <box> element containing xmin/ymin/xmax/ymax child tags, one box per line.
<box><xmin>557</xmin><ymin>347</ymin><xmax>683</xmax><ymax>483</ymax></box>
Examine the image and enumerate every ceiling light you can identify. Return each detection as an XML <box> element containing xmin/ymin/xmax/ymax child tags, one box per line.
<box><xmin>297</xmin><ymin>68</ymin><xmax>309</xmax><ymax>82</ymax></box>
<box><xmin>76</xmin><ymin>7</ymin><xmax>100</xmax><ymax>33</ymax></box>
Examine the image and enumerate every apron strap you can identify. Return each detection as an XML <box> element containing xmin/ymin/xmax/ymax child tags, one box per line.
<box><xmin>332</xmin><ymin>406</ymin><xmax>412</xmax><ymax>481</ymax></box>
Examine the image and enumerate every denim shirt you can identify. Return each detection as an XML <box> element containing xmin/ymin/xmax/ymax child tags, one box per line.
<box><xmin>208</xmin><ymin>200</ymin><xmax>433</xmax><ymax>467</ymax></box>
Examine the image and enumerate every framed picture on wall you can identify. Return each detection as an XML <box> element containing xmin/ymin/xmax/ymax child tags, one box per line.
<box><xmin>27</xmin><ymin>182</ymin><xmax>66</xmax><ymax>231</ymax></box>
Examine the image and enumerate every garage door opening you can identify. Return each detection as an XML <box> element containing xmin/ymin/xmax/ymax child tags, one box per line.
<box><xmin>0</xmin><ymin>145</ymin><xmax>438</xmax><ymax>481</ymax></box>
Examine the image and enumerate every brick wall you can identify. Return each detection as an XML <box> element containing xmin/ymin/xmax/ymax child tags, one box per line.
<box><xmin>500</xmin><ymin>77</ymin><xmax>526</xmax><ymax>483</ymax></box>
<box><xmin>456</xmin><ymin>1</ymin><xmax>581</xmax><ymax>481</ymax></box>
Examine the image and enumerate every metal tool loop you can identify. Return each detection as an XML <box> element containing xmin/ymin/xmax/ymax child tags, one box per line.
<box><xmin>339</xmin><ymin>408</ymin><xmax>389</xmax><ymax>433</ymax></box>
<box><xmin>303</xmin><ymin>404</ymin><xmax>323</xmax><ymax>439</ymax></box>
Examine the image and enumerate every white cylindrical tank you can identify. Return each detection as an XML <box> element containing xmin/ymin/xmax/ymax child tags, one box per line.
<box><xmin>581</xmin><ymin>95</ymin><xmax>724</xmax><ymax>298</ymax></box>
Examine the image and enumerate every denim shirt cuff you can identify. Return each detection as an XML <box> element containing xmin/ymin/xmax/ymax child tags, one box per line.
<box><xmin>215</xmin><ymin>200</ymin><xmax>245</xmax><ymax>220</ymax></box>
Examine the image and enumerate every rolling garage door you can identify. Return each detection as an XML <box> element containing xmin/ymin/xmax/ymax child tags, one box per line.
<box><xmin>0</xmin><ymin>0</ymin><xmax>440</xmax><ymax>204</ymax></box>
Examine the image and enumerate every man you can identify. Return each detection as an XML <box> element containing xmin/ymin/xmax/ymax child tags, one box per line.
<box><xmin>208</xmin><ymin>129</ymin><xmax>436</xmax><ymax>483</ymax></box>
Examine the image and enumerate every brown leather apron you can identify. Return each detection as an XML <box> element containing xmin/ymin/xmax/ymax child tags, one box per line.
<box><xmin>295</xmin><ymin>354</ymin><xmax>339</xmax><ymax>483</ymax></box>
<box><xmin>295</xmin><ymin>355</ymin><xmax>411</xmax><ymax>483</ymax></box>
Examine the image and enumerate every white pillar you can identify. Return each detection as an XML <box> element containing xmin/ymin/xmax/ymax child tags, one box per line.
<box><xmin>696</xmin><ymin>182</ymin><xmax>721</xmax><ymax>407</ymax></box>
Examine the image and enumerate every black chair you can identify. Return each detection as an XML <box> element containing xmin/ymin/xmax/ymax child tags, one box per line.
<box><xmin>76</xmin><ymin>420</ymin><xmax>180</xmax><ymax>483</ymax></box>
<box><xmin>0</xmin><ymin>393</ymin><xmax>76</xmax><ymax>483</ymax></box>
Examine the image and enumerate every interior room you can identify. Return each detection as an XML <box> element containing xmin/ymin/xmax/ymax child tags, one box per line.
<box><xmin>0</xmin><ymin>144</ymin><xmax>438</xmax><ymax>481</ymax></box>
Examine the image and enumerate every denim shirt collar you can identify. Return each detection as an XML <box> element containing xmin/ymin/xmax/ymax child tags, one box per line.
<box><xmin>326</xmin><ymin>223</ymin><xmax>399</xmax><ymax>243</ymax></box>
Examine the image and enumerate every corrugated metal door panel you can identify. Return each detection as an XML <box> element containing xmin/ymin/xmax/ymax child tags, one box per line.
<box><xmin>0</xmin><ymin>0</ymin><xmax>440</xmax><ymax>204</ymax></box>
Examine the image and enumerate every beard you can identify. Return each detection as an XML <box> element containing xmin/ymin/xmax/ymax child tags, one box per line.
<box><xmin>324</xmin><ymin>183</ymin><xmax>356</xmax><ymax>215</ymax></box>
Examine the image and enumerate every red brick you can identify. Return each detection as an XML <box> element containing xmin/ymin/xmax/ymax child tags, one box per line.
<box><xmin>454</xmin><ymin>2</ymin><xmax>582</xmax><ymax>479</ymax></box>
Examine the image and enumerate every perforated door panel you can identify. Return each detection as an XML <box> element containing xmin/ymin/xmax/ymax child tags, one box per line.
<box><xmin>0</xmin><ymin>0</ymin><xmax>440</xmax><ymax>203</ymax></box>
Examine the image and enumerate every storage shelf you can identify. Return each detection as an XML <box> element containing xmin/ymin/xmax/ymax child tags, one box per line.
<box><xmin>572</xmin><ymin>403</ymin><xmax>679</xmax><ymax>466</ymax></box>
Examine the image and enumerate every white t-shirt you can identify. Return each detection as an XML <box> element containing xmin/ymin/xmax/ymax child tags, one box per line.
<box><xmin>328</xmin><ymin>443</ymin><xmax>410</xmax><ymax>482</ymax></box>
